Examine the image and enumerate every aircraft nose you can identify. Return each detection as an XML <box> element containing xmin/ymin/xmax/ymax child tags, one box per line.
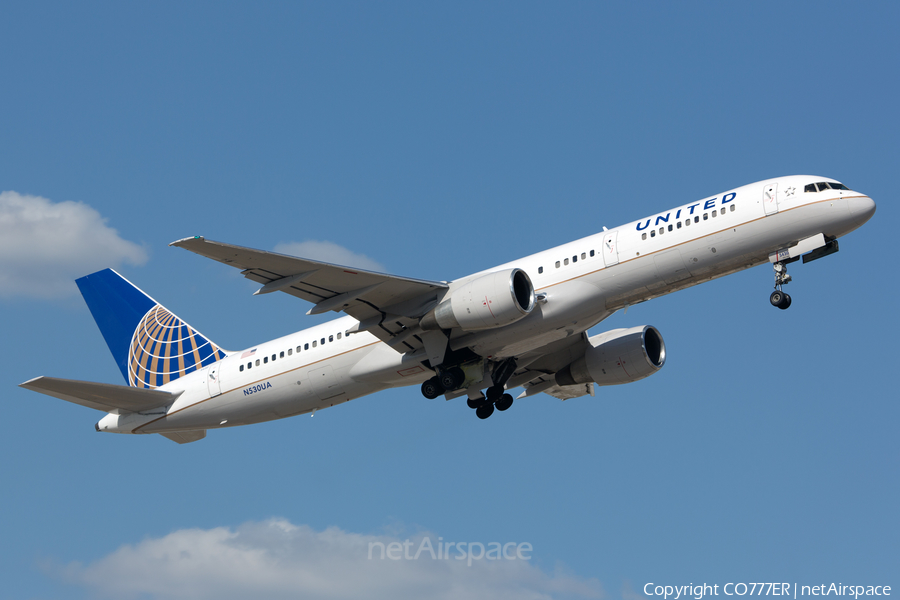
<box><xmin>848</xmin><ymin>195</ymin><xmax>876</xmax><ymax>223</ymax></box>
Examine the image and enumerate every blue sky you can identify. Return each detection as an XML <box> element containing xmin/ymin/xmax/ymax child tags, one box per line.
<box><xmin>1</xmin><ymin>2</ymin><xmax>897</xmax><ymax>598</ymax></box>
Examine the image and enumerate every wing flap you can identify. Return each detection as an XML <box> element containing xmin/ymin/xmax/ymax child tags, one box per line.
<box><xmin>20</xmin><ymin>376</ymin><xmax>180</xmax><ymax>414</ymax></box>
<box><xmin>517</xmin><ymin>377</ymin><xmax>595</xmax><ymax>401</ymax></box>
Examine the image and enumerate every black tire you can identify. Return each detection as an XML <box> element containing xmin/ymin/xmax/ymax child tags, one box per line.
<box><xmin>439</xmin><ymin>371</ymin><xmax>458</xmax><ymax>390</ymax></box>
<box><xmin>439</xmin><ymin>367</ymin><xmax>465</xmax><ymax>391</ymax></box>
<box><xmin>467</xmin><ymin>397</ymin><xmax>485</xmax><ymax>409</ymax></box>
<box><xmin>770</xmin><ymin>291</ymin><xmax>784</xmax><ymax>307</ymax></box>
<box><xmin>475</xmin><ymin>403</ymin><xmax>494</xmax><ymax>419</ymax></box>
<box><xmin>485</xmin><ymin>385</ymin><xmax>503</xmax><ymax>401</ymax></box>
<box><xmin>780</xmin><ymin>294</ymin><xmax>792</xmax><ymax>310</ymax></box>
<box><xmin>421</xmin><ymin>377</ymin><xmax>444</xmax><ymax>399</ymax></box>
<box><xmin>495</xmin><ymin>394</ymin><xmax>514</xmax><ymax>411</ymax></box>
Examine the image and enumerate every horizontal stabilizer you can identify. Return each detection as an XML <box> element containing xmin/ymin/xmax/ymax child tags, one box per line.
<box><xmin>159</xmin><ymin>430</ymin><xmax>206</xmax><ymax>444</ymax></box>
<box><xmin>19</xmin><ymin>376</ymin><xmax>180</xmax><ymax>414</ymax></box>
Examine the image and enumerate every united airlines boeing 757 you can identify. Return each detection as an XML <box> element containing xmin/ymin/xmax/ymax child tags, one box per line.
<box><xmin>20</xmin><ymin>176</ymin><xmax>875</xmax><ymax>443</ymax></box>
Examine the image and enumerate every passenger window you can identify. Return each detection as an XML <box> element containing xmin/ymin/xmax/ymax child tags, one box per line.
<box><xmin>581</xmin><ymin>252</ymin><xmax>586</xmax><ymax>260</ymax></box>
<box><xmin>677</xmin><ymin>222</ymin><xmax>682</xmax><ymax>229</ymax></box>
<box><xmin>564</xmin><ymin>258</ymin><xmax>569</xmax><ymax>265</ymax></box>
<box><xmin>590</xmin><ymin>250</ymin><xmax>595</xmax><ymax>257</ymax></box>
<box><xmin>730</xmin><ymin>204</ymin><xmax>735</xmax><ymax>212</ymax></box>
<box><xmin>538</xmin><ymin>266</ymin><xmax>543</xmax><ymax>274</ymax></box>
<box><xmin>685</xmin><ymin>219</ymin><xmax>691</xmax><ymax>226</ymax></box>
<box><xmin>312</xmin><ymin>341</ymin><xmax>317</xmax><ymax>348</ymax></box>
<box><xmin>329</xmin><ymin>335</ymin><xmax>334</xmax><ymax>342</ymax></box>
<box><xmin>255</xmin><ymin>359</ymin><xmax>260</xmax><ymax>366</ymax></box>
<box><xmin>572</xmin><ymin>255</ymin><xmax>577</xmax><ymax>263</ymax></box>
<box><xmin>642</xmin><ymin>233</ymin><xmax>647</xmax><ymax>240</ymax></box>
<box><xmin>650</xmin><ymin>230</ymin><xmax>656</xmax><ymax>237</ymax></box>
<box><xmin>555</xmin><ymin>261</ymin><xmax>560</xmax><ymax>268</ymax></box>
<box><xmin>264</xmin><ymin>356</ymin><xmax>268</xmax><ymax>364</ymax></box>
<box><xmin>668</xmin><ymin>224</ymin><xmax>673</xmax><ymax>231</ymax></box>
<box><xmin>712</xmin><ymin>210</ymin><xmax>717</xmax><ymax>217</ymax></box>
<box><xmin>304</xmin><ymin>343</ymin><xmax>309</xmax><ymax>350</ymax></box>
<box><xmin>337</xmin><ymin>332</ymin><xmax>342</xmax><ymax>340</ymax></box>
<box><xmin>248</xmin><ymin>362</ymin><xmax>252</xmax><ymax>369</ymax></box>
<box><xmin>321</xmin><ymin>338</ymin><xmax>325</xmax><ymax>345</ymax></box>
<box><xmin>659</xmin><ymin>227</ymin><xmax>664</xmax><ymax>235</ymax></box>
<box><xmin>240</xmin><ymin>364</ymin><xmax>244</xmax><ymax>372</ymax></box>
<box><xmin>280</xmin><ymin>351</ymin><xmax>284</xmax><ymax>358</ymax></box>
<box><xmin>694</xmin><ymin>216</ymin><xmax>699</xmax><ymax>223</ymax></box>
<box><xmin>703</xmin><ymin>213</ymin><xmax>708</xmax><ymax>220</ymax></box>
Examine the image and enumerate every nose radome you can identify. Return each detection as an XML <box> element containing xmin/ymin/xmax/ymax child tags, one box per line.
<box><xmin>848</xmin><ymin>195</ymin><xmax>876</xmax><ymax>222</ymax></box>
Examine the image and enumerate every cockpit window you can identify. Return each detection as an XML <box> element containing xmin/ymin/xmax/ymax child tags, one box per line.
<box><xmin>806</xmin><ymin>181</ymin><xmax>849</xmax><ymax>193</ymax></box>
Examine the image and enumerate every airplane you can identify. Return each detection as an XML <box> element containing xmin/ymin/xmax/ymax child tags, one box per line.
<box><xmin>20</xmin><ymin>175</ymin><xmax>876</xmax><ymax>443</ymax></box>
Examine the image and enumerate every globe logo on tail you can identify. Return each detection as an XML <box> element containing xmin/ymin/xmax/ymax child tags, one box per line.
<box><xmin>128</xmin><ymin>305</ymin><xmax>226</xmax><ymax>388</ymax></box>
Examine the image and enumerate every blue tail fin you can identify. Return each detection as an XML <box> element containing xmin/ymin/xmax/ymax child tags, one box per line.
<box><xmin>76</xmin><ymin>269</ymin><xmax>228</xmax><ymax>388</ymax></box>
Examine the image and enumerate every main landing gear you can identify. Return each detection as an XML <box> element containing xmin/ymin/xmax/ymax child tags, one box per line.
<box><xmin>420</xmin><ymin>358</ymin><xmax>517</xmax><ymax>420</ymax></box>
<box><xmin>467</xmin><ymin>385</ymin><xmax>514</xmax><ymax>420</ymax></box>
<box><xmin>770</xmin><ymin>261</ymin><xmax>792</xmax><ymax>310</ymax></box>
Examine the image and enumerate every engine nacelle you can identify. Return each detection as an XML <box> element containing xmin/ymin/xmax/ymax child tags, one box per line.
<box><xmin>420</xmin><ymin>268</ymin><xmax>535</xmax><ymax>332</ymax></box>
<box><xmin>555</xmin><ymin>325</ymin><xmax>666</xmax><ymax>387</ymax></box>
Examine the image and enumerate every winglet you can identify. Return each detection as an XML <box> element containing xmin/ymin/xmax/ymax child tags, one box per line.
<box><xmin>169</xmin><ymin>236</ymin><xmax>205</xmax><ymax>247</ymax></box>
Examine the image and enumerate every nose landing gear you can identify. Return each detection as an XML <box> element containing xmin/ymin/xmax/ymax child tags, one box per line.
<box><xmin>770</xmin><ymin>261</ymin><xmax>792</xmax><ymax>310</ymax></box>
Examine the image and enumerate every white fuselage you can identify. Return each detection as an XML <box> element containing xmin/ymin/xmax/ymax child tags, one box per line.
<box><xmin>98</xmin><ymin>175</ymin><xmax>875</xmax><ymax>435</ymax></box>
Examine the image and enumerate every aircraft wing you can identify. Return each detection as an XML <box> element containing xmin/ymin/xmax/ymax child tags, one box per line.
<box><xmin>20</xmin><ymin>376</ymin><xmax>180</xmax><ymax>414</ymax></box>
<box><xmin>170</xmin><ymin>237</ymin><xmax>447</xmax><ymax>348</ymax></box>
<box><xmin>505</xmin><ymin>332</ymin><xmax>598</xmax><ymax>401</ymax></box>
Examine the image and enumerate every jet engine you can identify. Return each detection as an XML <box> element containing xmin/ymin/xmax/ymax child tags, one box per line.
<box><xmin>555</xmin><ymin>325</ymin><xmax>665</xmax><ymax>387</ymax></box>
<box><xmin>420</xmin><ymin>268</ymin><xmax>535</xmax><ymax>331</ymax></box>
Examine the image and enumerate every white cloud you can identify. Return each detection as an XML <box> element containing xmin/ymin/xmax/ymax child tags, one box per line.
<box><xmin>0</xmin><ymin>191</ymin><xmax>148</xmax><ymax>299</ymax></box>
<box><xmin>59</xmin><ymin>519</ymin><xmax>603</xmax><ymax>600</ymax></box>
<box><xmin>274</xmin><ymin>240</ymin><xmax>386</xmax><ymax>272</ymax></box>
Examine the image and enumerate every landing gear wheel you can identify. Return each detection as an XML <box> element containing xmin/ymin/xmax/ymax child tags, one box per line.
<box><xmin>421</xmin><ymin>377</ymin><xmax>444</xmax><ymax>399</ymax></box>
<box><xmin>495</xmin><ymin>393</ymin><xmax>514</xmax><ymax>411</ymax></box>
<box><xmin>475</xmin><ymin>403</ymin><xmax>495</xmax><ymax>419</ymax></box>
<box><xmin>467</xmin><ymin>396</ymin><xmax>486</xmax><ymax>409</ymax></box>
<box><xmin>780</xmin><ymin>293</ymin><xmax>792</xmax><ymax>310</ymax></box>
<box><xmin>439</xmin><ymin>367</ymin><xmax>465</xmax><ymax>391</ymax></box>
<box><xmin>770</xmin><ymin>290</ymin><xmax>792</xmax><ymax>310</ymax></box>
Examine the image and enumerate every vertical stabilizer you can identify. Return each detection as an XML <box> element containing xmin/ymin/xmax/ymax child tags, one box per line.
<box><xmin>76</xmin><ymin>269</ymin><xmax>227</xmax><ymax>388</ymax></box>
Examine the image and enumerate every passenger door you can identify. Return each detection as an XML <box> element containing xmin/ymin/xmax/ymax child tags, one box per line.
<box><xmin>602</xmin><ymin>231</ymin><xmax>620</xmax><ymax>267</ymax></box>
<box><xmin>763</xmin><ymin>183</ymin><xmax>779</xmax><ymax>215</ymax></box>
<box><xmin>205</xmin><ymin>364</ymin><xmax>222</xmax><ymax>397</ymax></box>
